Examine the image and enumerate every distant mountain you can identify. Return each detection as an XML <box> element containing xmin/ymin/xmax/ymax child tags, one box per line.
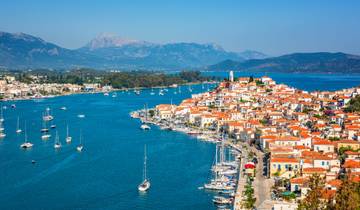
<box><xmin>0</xmin><ymin>31</ymin><xmax>267</xmax><ymax>70</ymax></box>
<box><xmin>237</xmin><ymin>50</ymin><xmax>268</xmax><ymax>60</ymax></box>
<box><xmin>78</xmin><ymin>34</ymin><xmax>246</xmax><ymax>69</ymax></box>
<box><xmin>0</xmin><ymin>31</ymin><xmax>104</xmax><ymax>69</ymax></box>
<box><xmin>207</xmin><ymin>52</ymin><xmax>360</xmax><ymax>73</ymax></box>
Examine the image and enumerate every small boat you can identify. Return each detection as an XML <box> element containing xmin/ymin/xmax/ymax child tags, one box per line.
<box><xmin>54</xmin><ymin>131</ymin><xmax>61</xmax><ymax>149</ymax></box>
<box><xmin>41</xmin><ymin>134</ymin><xmax>51</xmax><ymax>140</ymax></box>
<box><xmin>134</xmin><ymin>90</ymin><xmax>141</xmax><ymax>95</ymax></box>
<box><xmin>112</xmin><ymin>93</ymin><xmax>117</xmax><ymax>98</ymax></box>
<box><xmin>76</xmin><ymin>131</ymin><xmax>83</xmax><ymax>152</ymax></box>
<box><xmin>140</xmin><ymin>124</ymin><xmax>150</xmax><ymax>130</ymax></box>
<box><xmin>60</xmin><ymin>106</ymin><xmax>67</xmax><ymax>110</ymax></box>
<box><xmin>0</xmin><ymin>133</ymin><xmax>6</xmax><ymax>138</ymax></box>
<box><xmin>77</xmin><ymin>114</ymin><xmax>85</xmax><ymax>118</ymax></box>
<box><xmin>104</xmin><ymin>92</ymin><xmax>109</xmax><ymax>96</ymax></box>
<box><xmin>20</xmin><ymin>125</ymin><xmax>33</xmax><ymax>149</ymax></box>
<box><xmin>50</xmin><ymin>124</ymin><xmax>56</xmax><ymax>129</ymax></box>
<box><xmin>65</xmin><ymin>125</ymin><xmax>72</xmax><ymax>143</ymax></box>
<box><xmin>16</xmin><ymin>116</ymin><xmax>22</xmax><ymax>133</ymax></box>
<box><xmin>212</xmin><ymin>196</ymin><xmax>232</xmax><ymax>205</ymax></box>
<box><xmin>11</xmin><ymin>104</ymin><xmax>16</xmax><ymax>108</ymax></box>
<box><xmin>138</xmin><ymin>145</ymin><xmax>150</xmax><ymax>192</ymax></box>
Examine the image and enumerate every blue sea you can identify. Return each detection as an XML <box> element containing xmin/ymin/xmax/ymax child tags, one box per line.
<box><xmin>0</xmin><ymin>72</ymin><xmax>360</xmax><ymax>210</ymax></box>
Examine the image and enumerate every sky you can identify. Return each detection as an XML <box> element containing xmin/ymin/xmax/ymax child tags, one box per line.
<box><xmin>0</xmin><ymin>0</ymin><xmax>359</xmax><ymax>56</ymax></box>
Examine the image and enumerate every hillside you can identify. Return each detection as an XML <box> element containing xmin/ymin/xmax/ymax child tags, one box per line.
<box><xmin>206</xmin><ymin>52</ymin><xmax>360</xmax><ymax>73</ymax></box>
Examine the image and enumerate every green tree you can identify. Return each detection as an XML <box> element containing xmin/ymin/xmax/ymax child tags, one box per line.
<box><xmin>334</xmin><ymin>174</ymin><xmax>360</xmax><ymax>210</ymax></box>
<box><xmin>298</xmin><ymin>174</ymin><xmax>327</xmax><ymax>210</ymax></box>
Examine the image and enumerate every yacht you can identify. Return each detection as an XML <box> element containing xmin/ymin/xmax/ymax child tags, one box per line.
<box><xmin>60</xmin><ymin>106</ymin><xmax>67</xmax><ymax>110</ymax></box>
<box><xmin>50</xmin><ymin>124</ymin><xmax>56</xmax><ymax>129</ymax></box>
<box><xmin>54</xmin><ymin>131</ymin><xmax>61</xmax><ymax>149</ymax></box>
<box><xmin>104</xmin><ymin>92</ymin><xmax>109</xmax><ymax>96</ymax></box>
<box><xmin>76</xmin><ymin>131</ymin><xmax>83</xmax><ymax>152</ymax></box>
<box><xmin>65</xmin><ymin>125</ymin><xmax>72</xmax><ymax>143</ymax></box>
<box><xmin>138</xmin><ymin>145</ymin><xmax>150</xmax><ymax>192</ymax></box>
<box><xmin>112</xmin><ymin>93</ymin><xmax>117</xmax><ymax>98</ymax></box>
<box><xmin>16</xmin><ymin>116</ymin><xmax>22</xmax><ymax>133</ymax></box>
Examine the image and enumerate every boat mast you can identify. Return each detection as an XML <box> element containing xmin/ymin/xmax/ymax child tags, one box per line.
<box><xmin>24</xmin><ymin>123</ymin><xmax>27</xmax><ymax>143</ymax></box>
<box><xmin>143</xmin><ymin>145</ymin><xmax>147</xmax><ymax>181</ymax></box>
<box><xmin>66</xmin><ymin>125</ymin><xmax>69</xmax><ymax>137</ymax></box>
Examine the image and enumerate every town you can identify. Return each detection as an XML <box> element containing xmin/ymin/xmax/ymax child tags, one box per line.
<box><xmin>134</xmin><ymin>72</ymin><xmax>360</xmax><ymax>210</ymax></box>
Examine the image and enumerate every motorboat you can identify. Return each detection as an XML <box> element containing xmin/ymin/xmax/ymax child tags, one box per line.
<box><xmin>140</xmin><ymin>124</ymin><xmax>151</xmax><ymax>130</ymax></box>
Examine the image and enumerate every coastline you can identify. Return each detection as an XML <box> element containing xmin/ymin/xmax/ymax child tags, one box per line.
<box><xmin>0</xmin><ymin>81</ymin><xmax>217</xmax><ymax>102</ymax></box>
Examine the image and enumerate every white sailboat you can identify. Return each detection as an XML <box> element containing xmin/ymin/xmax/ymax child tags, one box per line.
<box><xmin>16</xmin><ymin>116</ymin><xmax>22</xmax><ymax>133</ymax></box>
<box><xmin>66</xmin><ymin>125</ymin><xmax>72</xmax><ymax>143</ymax></box>
<box><xmin>20</xmin><ymin>124</ymin><xmax>33</xmax><ymax>148</ymax></box>
<box><xmin>40</xmin><ymin>120</ymin><xmax>49</xmax><ymax>133</ymax></box>
<box><xmin>0</xmin><ymin>106</ymin><xmax>4</xmax><ymax>122</ymax></box>
<box><xmin>54</xmin><ymin>130</ymin><xmax>61</xmax><ymax>149</ymax></box>
<box><xmin>138</xmin><ymin>145</ymin><xmax>150</xmax><ymax>192</ymax></box>
<box><xmin>76</xmin><ymin>131</ymin><xmax>83</xmax><ymax>152</ymax></box>
<box><xmin>43</xmin><ymin>107</ymin><xmax>54</xmax><ymax>121</ymax></box>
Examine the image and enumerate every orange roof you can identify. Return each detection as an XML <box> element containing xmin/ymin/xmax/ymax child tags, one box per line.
<box><xmin>345</xmin><ymin>151</ymin><xmax>360</xmax><ymax>155</ymax></box>
<box><xmin>343</xmin><ymin>160</ymin><xmax>360</xmax><ymax>168</ymax></box>
<box><xmin>271</xmin><ymin>157</ymin><xmax>299</xmax><ymax>163</ymax></box>
<box><xmin>327</xmin><ymin>179</ymin><xmax>342</xmax><ymax>188</ymax></box>
<box><xmin>302</xmin><ymin>167</ymin><xmax>327</xmax><ymax>173</ymax></box>
<box><xmin>290</xmin><ymin>177</ymin><xmax>308</xmax><ymax>184</ymax></box>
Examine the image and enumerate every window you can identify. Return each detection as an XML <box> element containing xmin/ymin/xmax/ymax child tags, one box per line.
<box><xmin>322</xmin><ymin>161</ymin><xmax>325</xmax><ymax>166</ymax></box>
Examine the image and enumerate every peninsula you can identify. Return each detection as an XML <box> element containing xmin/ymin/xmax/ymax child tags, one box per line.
<box><xmin>132</xmin><ymin>71</ymin><xmax>360</xmax><ymax>209</ymax></box>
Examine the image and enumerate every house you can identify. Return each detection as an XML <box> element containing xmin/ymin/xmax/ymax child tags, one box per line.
<box><xmin>270</xmin><ymin>157</ymin><xmax>300</xmax><ymax>178</ymax></box>
<box><xmin>336</xmin><ymin>140</ymin><xmax>360</xmax><ymax>151</ymax></box>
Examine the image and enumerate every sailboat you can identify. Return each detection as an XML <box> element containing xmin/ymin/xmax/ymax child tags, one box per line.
<box><xmin>0</xmin><ymin>106</ymin><xmax>4</xmax><ymax>122</ymax></box>
<box><xmin>150</xmin><ymin>88</ymin><xmax>155</xmax><ymax>95</ymax></box>
<box><xmin>54</xmin><ymin>130</ymin><xmax>61</xmax><ymax>149</ymax></box>
<box><xmin>43</xmin><ymin>107</ymin><xmax>54</xmax><ymax>121</ymax></box>
<box><xmin>20</xmin><ymin>124</ymin><xmax>33</xmax><ymax>149</ymax></box>
<box><xmin>138</xmin><ymin>145</ymin><xmax>150</xmax><ymax>192</ymax></box>
<box><xmin>76</xmin><ymin>131</ymin><xmax>83</xmax><ymax>152</ymax></box>
<box><xmin>66</xmin><ymin>125</ymin><xmax>72</xmax><ymax>143</ymax></box>
<box><xmin>40</xmin><ymin>120</ymin><xmax>49</xmax><ymax>133</ymax></box>
<box><xmin>16</xmin><ymin>116</ymin><xmax>22</xmax><ymax>133</ymax></box>
<box><xmin>140</xmin><ymin>104</ymin><xmax>151</xmax><ymax>130</ymax></box>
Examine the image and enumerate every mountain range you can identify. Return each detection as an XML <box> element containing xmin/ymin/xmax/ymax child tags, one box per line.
<box><xmin>0</xmin><ymin>31</ymin><xmax>266</xmax><ymax>70</ymax></box>
<box><xmin>207</xmin><ymin>52</ymin><xmax>360</xmax><ymax>73</ymax></box>
<box><xmin>1</xmin><ymin>31</ymin><xmax>360</xmax><ymax>73</ymax></box>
